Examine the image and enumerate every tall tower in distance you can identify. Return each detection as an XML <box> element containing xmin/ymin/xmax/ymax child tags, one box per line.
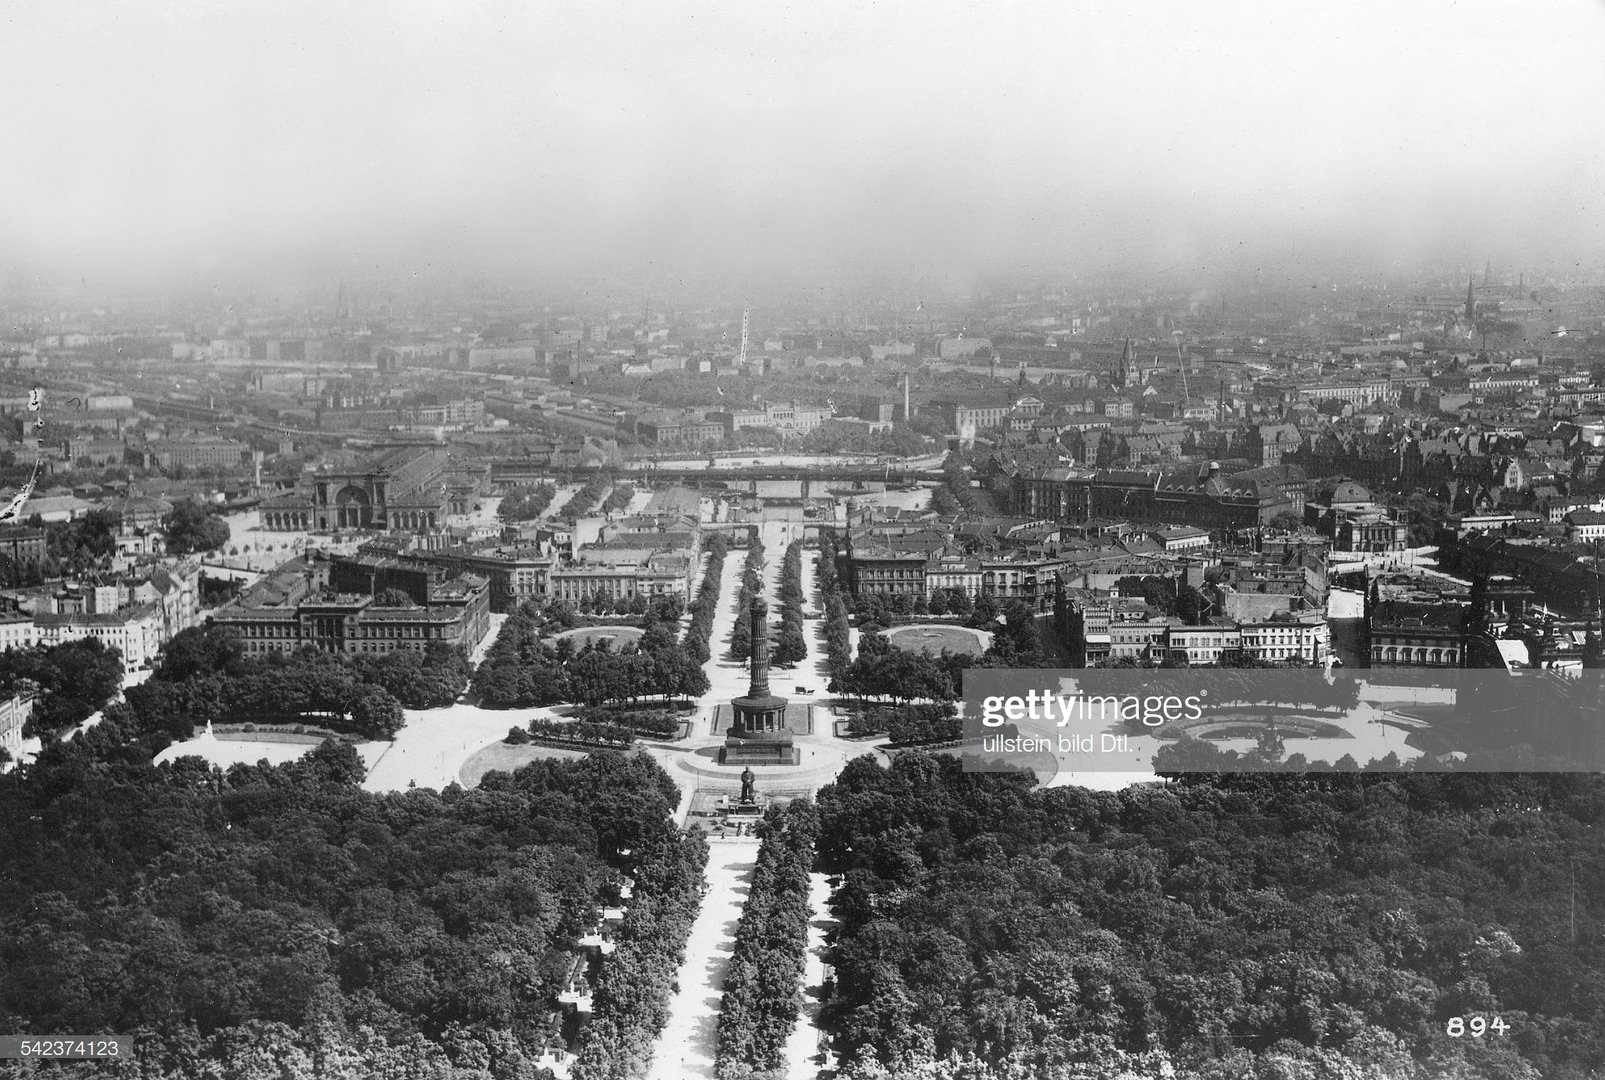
<box><xmin>1113</xmin><ymin>338</ymin><xmax>1135</xmax><ymax>389</ymax></box>
<box><xmin>1465</xmin><ymin>278</ymin><xmax>1477</xmax><ymax>323</ymax></box>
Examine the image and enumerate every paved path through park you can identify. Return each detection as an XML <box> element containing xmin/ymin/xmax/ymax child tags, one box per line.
<box><xmin>782</xmin><ymin>872</ymin><xmax>837</xmax><ymax>1080</ymax></box>
<box><xmin>645</xmin><ymin>838</ymin><xmax>759</xmax><ymax>1080</ymax></box>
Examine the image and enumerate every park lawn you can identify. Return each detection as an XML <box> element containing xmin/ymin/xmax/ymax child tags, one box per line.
<box><xmin>550</xmin><ymin>625</ymin><xmax>644</xmax><ymax>649</ymax></box>
<box><xmin>884</xmin><ymin>624</ymin><xmax>984</xmax><ymax>656</ymax></box>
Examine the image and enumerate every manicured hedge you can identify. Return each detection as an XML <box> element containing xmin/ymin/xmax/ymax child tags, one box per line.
<box><xmin>527</xmin><ymin>718</ymin><xmax>636</xmax><ymax>748</ymax></box>
<box><xmin>572</xmin><ymin>706</ymin><xmax>683</xmax><ymax>739</ymax></box>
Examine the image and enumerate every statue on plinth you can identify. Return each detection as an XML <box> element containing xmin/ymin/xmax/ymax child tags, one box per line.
<box><xmin>739</xmin><ymin>766</ymin><xmax>756</xmax><ymax>805</ymax></box>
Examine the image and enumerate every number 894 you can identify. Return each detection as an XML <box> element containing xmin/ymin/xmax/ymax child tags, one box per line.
<box><xmin>1448</xmin><ymin>1016</ymin><xmax>1509</xmax><ymax>1037</ymax></box>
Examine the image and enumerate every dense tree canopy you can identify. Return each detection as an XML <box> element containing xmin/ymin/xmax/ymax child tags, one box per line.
<box><xmin>815</xmin><ymin>755</ymin><xmax>1605</xmax><ymax>1079</ymax></box>
<box><xmin>0</xmin><ymin>746</ymin><xmax>696</xmax><ymax>1079</ymax></box>
<box><xmin>1386</xmin><ymin>491</ymin><xmax>1451</xmax><ymax>546</ymax></box>
<box><xmin>601</xmin><ymin>483</ymin><xmax>636</xmax><ymax>514</ymax></box>
<box><xmin>795</xmin><ymin>422</ymin><xmax>931</xmax><ymax>458</ymax></box>
<box><xmin>571</xmin><ymin>823</ymin><xmax>708</xmax><ymax>1080</ymax></box>
<box><xmin>354</xmin><ymin>640</ymin><xmax>473</xmax><ymax>709</ymax></box>
<box><xmin>162</xmin><ymin>499</ymin><xmax>232</xmax><ymax>555</ymax></box>
<box><xmin>473</xmin><ymin>605</ymin><xmax>708</xmax><ymax>710</ymax></box>
<box><xmin>498</xmin><ymin>482</ymin><xmax>558</xmax><ymax>523</ymax></box>
<box><xmin>0</xmin><ymin>636</ymin><xmax>125</xmax><ymax>740</ymax></box>
<box><xmin>7</xmin><ymin>508</ymin><xmax>126</xmax><ymax>580</ymax></box>
<box><xmin>111</xmin><ymin>626</ymin><xmax>468</xmax><ymax>746</ymax></box>
<box><xmin>1114</xmin><ymin>574</ymin><xmax>1206</xmax><ymax>625</ymax></box>
<box><xmin>557</xmin><ymin>476</ymin><xmax>612</xmax><ymax>519</ymax></box>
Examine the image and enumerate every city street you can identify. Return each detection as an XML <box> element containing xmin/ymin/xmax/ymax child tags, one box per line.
<box><xmin>1328</xmin><ymin>586</ymin><xmax>1368</xmax><ymax>668</ymax></box>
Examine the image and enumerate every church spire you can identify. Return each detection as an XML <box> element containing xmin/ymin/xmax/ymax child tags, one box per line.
<box><xmin>1115</xmin><ymin>338</ymin><xmax>1134</xmax><ymax>389</ymax></box>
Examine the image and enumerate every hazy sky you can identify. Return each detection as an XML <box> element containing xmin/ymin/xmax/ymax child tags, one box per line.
<box><xmin>3</xmin><ymin>0</ymin><xmax>1603</xmax><ymax>290</ymax></box>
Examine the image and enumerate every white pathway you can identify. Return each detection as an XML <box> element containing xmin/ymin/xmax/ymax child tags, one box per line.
<box><xmin>1328</xmin><ymin>586</ymin><xmax>1365</xmax><ymax>620</ymax></box>
<box><xmin>470</xmin><ymin>612</ymin><xmax>509</xmax><ymax>666</ymax></box>
<box><xmin>800</xmin><ymin>548</ymin><xmax>835</xmax><ymax>690</ymax></box>
<box><xmin>644</xmin><ymin>528</ymin><xmax>844</xmax><ymax>1080</ymax></box>
<box><xmin>698</xmin><ymin>524</ymin><xmax>797</xmax><ymax>719</ymax></box>
<box><xmin>154</xmin><ymin>702</ymin><xmax>567</xmax><ymax>792</ymax></box>
<box><xmin>699</xmin><ymin>551</ymin><xmax>752</xmax><ymax>736</ymax></box>
<box><xmin>782</xmin><ymin>873</ymin><xmax>836</xmax><ymax>1080</ymax></box>
<box><xmin>540</xmin><ymin>483</ymin><xmax>584</xmax><ymax>521</ymax></box>
<box><xmin>645</xmin><ymin>838</ymin><xmax>760</xmax><ymax>1080</ymax></box>
<box><xmin>758</xmin><ymin>535</ymin><xmax>786</xmax><ymax>648</ymax></box>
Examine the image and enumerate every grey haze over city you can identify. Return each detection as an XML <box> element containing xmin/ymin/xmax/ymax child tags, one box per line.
<box><xmin>3</xmin><ymin>0</ymin><xmax>1605</xmax><ymax>293</ymax></box>
<box><xmin>10</xmin><ymin>3</ymin><xmax>1605</xmax><ymax>1079</ymax></box>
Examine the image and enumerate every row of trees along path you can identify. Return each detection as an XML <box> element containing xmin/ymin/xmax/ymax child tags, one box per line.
<box><xmin>756</xmin><ymin>536</ymin><xmax>785</xmax><ymax>667</ymax></box>
<box><xmin>647</xmin><ymin>534</ymin><xmax>776</xmax><ymax>1078</ymax></box>
<box><xmin>753</xmin><ymin>534</ymin><xmax>836</xmax><ymax>1078</ymax></box>
<box><xmin>697</xmin><ymin>540</ymin><xmax>754</xmax><ymax>736</ymax></box>
<box><xmin>645</xmin><ymin>839</ymin><xmax>761</xmax><ymax>1079</ymax></box>
<box><xmin>780</xmin><ymin>870</ymin><xmax>837</xmax><ymax>1079</ymax></box>
<box><xmin>800</xmin><ymin>545</ymin><xmax>837</xmax><ymax>695</ymax></box>
<box><xmin>647</xmin><ymin>524</ymin><xmax>836</xmax><ymax>1079</ymax></box>
<box><xmin>783</xmin><ymin>546</ymin><xmax>841</xmax><ymax>1078</ymax></box>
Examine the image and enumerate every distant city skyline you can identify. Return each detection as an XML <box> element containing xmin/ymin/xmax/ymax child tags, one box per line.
<box><xmin>5</xmin><ymin>10</ymin><xmax>1605</xmax><ymax>1067</ymax></box>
